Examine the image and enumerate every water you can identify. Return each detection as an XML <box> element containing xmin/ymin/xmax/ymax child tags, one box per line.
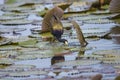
<box><xmin>0</xmin><ymin>1</ymin><xmax>120</xmax><ymax>80</ymax></box>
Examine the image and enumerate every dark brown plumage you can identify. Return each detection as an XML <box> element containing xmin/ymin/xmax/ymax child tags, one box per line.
<box><xmin>41</xmin><ymin>6</ymin><xmax>68</xmax><ymax>44</ymax></box>
<box><xmin>42</xmin><ymin>6</ymin><xmax>64</xmax><ymax>33</ymax></box>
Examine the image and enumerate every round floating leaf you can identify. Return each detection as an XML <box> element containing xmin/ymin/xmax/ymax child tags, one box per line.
<box><xmin>7</xmin><ymin>64</ymin><xmax>36</xmax><ymax>70</ymax></box>
<box><xmin>93</xmin><ymin>49</ymin><xmax>120</xmax><ymax>56</ymax></box>
<box><xmin>1</xmin><ymin>19</ymin><xmax>33</xmax><ymax>25</ymax></box>
<box><xmin>0</xmin><ymin>37</ymin><xmax>11</xmax><ymax>46</ymax></box>
<box><xmin>18</xmin><ymin>47</ymin><xmax>39</xmax><ymax>52</ymax></box>
<box><xmin>16</xmin><ymin>54</ymin><xmax>37</xmax><ymax>60</ymax></box>
<box><xmin>70</xmin><ymin>15</ymin><xmax>109</xmax><ymax>21</ymax></box>
<box><xmin>54</xmin><ymin>59</ymin><xmax>101</xmax><ymax>67</ymax></box>
<box><xmin>0</xmin><ymin>58</ymin><xmax>14</xmax><ymax>65</ymax></box>
<box><xmin>2</xmin><ymin>7</ymin><xmax>34</xmax><ymax>12</ymax></box>
<box><xmin>82</xmin><ymin>28</ymin><xmax>109</xmax><ymax>37</ymax></box>
<box><xmin>3</xmin><ymin>12</ymin><xmax>29</xmax><ymax>16</ymax></box>
<box><xmin>0</xmin><ymin>15</ymin><xmax>27</xmax><ymax>21</ymax></box>
<box><xmin>1</xmin><ymin>51</ymin><xmax>20</xmax><ymax>58</ymax></box>
<box><xmin>0</xmin><ymin>28</ymin><xmax>26</xmax><ymax>33</ymax></box>
<box><xmin>0</xmin><ymin>78</ymin><xmax>13</xmax><ymax>80</ymax></box>
<box><xmin>91</xmin><ymin>10</ymin><xmax>110</xmax><ymax>15</ymax></box>
<box><xmin>9</xmin><ymin>70</ymin><xmax>47</xmax><ymax>77</ymax></box>
<box><xmin>11</xmin><ymin>36</ymin><xmax>35</xmax><ymax>44</ymax></box>
<box><xmin>93</xmin><ymin>49</ymin><xmax>120</xmax><ymax>64</ymax></box>
<box><xmin>0</xmin><ymin>67</ymin><xmax>23</xmax><ymax>72</ymax></box>
<box><xmin>83</xmin><ymin>18</ymin><xmax>114</xmax><ymax>24</ymax></box>
<box><xmin>30</xmin><ymin>27</ymin><xmax>42</xmax><ymax>34</ymax></box>
<box><xmin>18</xmin><ymin>38</ymin><xmax>37</xmax><ymax>48</ymax></box>
<box><xmin>0</xmin><ymin>45</ymin><xmax>21</xmax><ymax>51</ymax></box>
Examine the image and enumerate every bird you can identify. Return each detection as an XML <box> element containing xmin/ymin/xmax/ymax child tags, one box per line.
<box><xmin>41</xmin><ymin>6</ymin><xmax>68</xmax><ymax>45</ymax></box>
<box><xmin>51</xmin><ymin>15</ymin><xmax>68</xmax><ymax>45</ymax></box>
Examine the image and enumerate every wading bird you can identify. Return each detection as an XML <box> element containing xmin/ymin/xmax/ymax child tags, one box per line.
<box><xmin>41</xmin><ymin>6</ymin><xmax>68</xmax><ymax>45</ymax></box>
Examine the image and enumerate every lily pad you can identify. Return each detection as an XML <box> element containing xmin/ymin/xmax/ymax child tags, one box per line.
<box><xmin>11</xmin><ymin>36</ymin><xmax>36</xmax><ymax>44</ymax></box>
<box><xmin>103</xmin><ymin>60</ymin><xmax>120</xmax><ymax>64</ymax></box>
<box><xmin>0</xmin><ymin>78</ymin><xmax>13</xmax><ymax>80</ymax></box>
<box><xmin>0</xmin><ymin>37</ymin><xmax>11</xmax><ymax>46</ymax></box>
<box><xmin>1</xmin><ymin>51</ymin><xmax>20</xmax><ymax>58</ymax></box>
<box><xmin>0</xmin><ymin>45</ymin><xmax>21</xmax><ymax>51</ymax></box>
<box><xmin>18</xmin><ymin>47</ymin><xmax>39</xmax><ymax>52</ymax></box>
<box><xmin>68</xmin><ymin>2</ymin><xmax>91</xmax><ymax>12</ymax></box>
<box><xmin>69</xmin><ymin>15</ymin><xmax>112</xmax><ymax>21</ymax></box>
<box><xmin>0</xmin><ymin>15</ymin><xmax>27</xmax><ymax>21</ymax></box>
<box><xmin>1</xmin><ymin>19</ymin><xmax>33</xmax><ymax>25</ymax></box>
<box><xmin>93</xmin><ymin>49</ymin><xmax>120</xmax><ymax>64</ymax></box>
<box><xmin>0</xmin><ymin>28</ymin><xmax>26</xmax><ymax>33</ymax></box>
<box><xmin>0</xmin><ymin>58</ymin><xmax>14</xmax><ymax>65</ymax></box>
<box><xmin>18</xmin><ymin>50</ymin><xmax>54</xmax><ymax>59</ymax></box>
<box><xmin>20</xmin><ymin>50</ymin><xmax>52</xmax><ymax>55</ymax></box>
<box><xmin>30</xmin><ymin>27</ymin><xmax>42</xmax><ymax>34</ymax></box>
<box><xmin>3</xmin><ymin>12</ymin><xmax>29</xmax><ymax>16</ymax></box>
<box><xmin>9</xmin><ymin>70</ymin><xmax>47</xmax><ymax>77</ymax></box>
<box><xmin>82</xmin><ymin>28</ymin><xmax>109</xmax><ymax>37</ymax></box>
<box><xmin>84</xmin><ymin>19</ymin><xmax>114</xmax><ymax>24</ymax></box>
<box><xmin>7</xmin><ymin>64</ymin><xmax>36</xmax><ymax>69</ymax></box>
<box><xmin>0</xmin><ymin>67</ymin><xmax>23</xmax><ymax>72</ymax></box>
<box><xmin>2</xmin><ymin>7</ymin><xmax>34</xmax><ymax>12</ymax></box>
<box><xmin>91</xmin><ymin>10</ymin><xmax>110</xmax><ymax>15</ymax></box>
<box><xmin>93</xmin><ymin>49</ymin><xmax>120</xmax><ymax>56</ymax></box>
<box><xmin>54</xmin><ymin>59</ymin><xmax>101</xmax><ymax>67</ymax></box>
<box><xmin>16</xmin><ymin>54</ymin><xmax>37</xmax><ymax>60</ymax></box>
<box><xmin>18</xmin><ymin>38</ymin><xmax>37</xmax><ymax>48</ymax></box>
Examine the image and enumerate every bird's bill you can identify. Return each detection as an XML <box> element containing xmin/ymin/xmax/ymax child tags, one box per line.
<box><xmin>65</xmin><ymin>41</ymin><xmax>68</xmax><ymax>45</ymax></box>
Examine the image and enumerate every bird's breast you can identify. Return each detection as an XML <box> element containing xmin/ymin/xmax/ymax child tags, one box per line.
<box><xmin>52</xmin><ymin>24</ymin><xmax>63</xmax><ymax>31</ymax></box>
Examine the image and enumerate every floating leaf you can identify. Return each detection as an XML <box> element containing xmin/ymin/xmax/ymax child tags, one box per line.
<box><xmin>0</xmin><ymin>15</ymin><xmax>27</xmax><ymax>21</ymax></box>
<box><xmin>0</xmin><ymin>45</ymin><xmax>21</xmax><ymax>51</ymax></box>
<box><xmin>0</xmin><ymin>58</ymin><xmax>14</xmax><ymax>65</ymax></box>
<box><xmin>18</xmin><ymin>47</ymin><xmax>40</xmax><ymax>52</ymax></box>
<box><xmin>7</xmin><ymin>64</ymin><xmax>36</xmax><ymax>70</ymax></box>
<box><xmin>84</xmin><ymin>19</ymin><xmax>114</xmax><ymax>24</ymax></box>
<box><xmin>93</xmin><ymin>49</ymin><xmax>120</xmax><ymax>56</ymax></box>
<box><xmin>54</xmin><ymin>59</ymin><xmax>101</xmax><ymax>67</ymax></box>
<box><xmin>0</xmin><ymin>37</ymin><xmax>11</xmax><ymax>46</ymax></box>
<box><xmin>30</xmin><ymin>27</ymin><xmax>42</xmax><ymax>34</ymax></box>
<box><xmin>3</xmin><ymin>12</ymin><xmax>29</xmax><ymax>16</ymax></box>
<box><xmin>16</xmin><ymin>54</ymin><xmax>37</xmax><ymax>60</ymax></box>
<box><xmin>9</xmin><ymin>70</ymin><xmax>47</xmax><ymax>77</ymax></box>
<box><xmin>1</xmin><ymin>19</ymin><xmax>33</xmax><ymax>25</ymax></box>
<box><xmin>2</xmin><ymin>7</ymin><xmax>34</xmax><ymax>12</ymax></box>
<box><xmin>18</xmin><ymin>38</ymin><xmax>37</xmax><ymax>48</ymax></box>
<box><xmin>0</xmin><ymin>28</ymin><xmax>26</xmax><ymax>33</ymax></box>
<box><xmin>0</xmin><ymin>78</ymin><xmax>13</xmax><ymax>80</ymax></box>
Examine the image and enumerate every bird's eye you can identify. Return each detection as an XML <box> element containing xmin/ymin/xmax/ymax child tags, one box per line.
<box><xmin>53</xmin><ymin>15</ymin><xmax>57</xmax><ymax>20</ymax></box>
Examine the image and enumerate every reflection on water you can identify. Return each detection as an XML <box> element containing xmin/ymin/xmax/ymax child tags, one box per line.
<box><xmin>110</xmin><ymin>26</ymin><xmax>120</xmax><ymax>44</ymax></box>
<box><xmin>112</xmin><ymin>37</ymin><xmax>120</xmax><ymax>44</ymax></box>
<box><xmin>51</xmin><ymin>56</ymin><xmax>65</xmax><ymax>65</ymax></box>
<box><xmin>76</xmin><ymin>47</ymin><xmax>85</xmax><ymax>60</ymax></box>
